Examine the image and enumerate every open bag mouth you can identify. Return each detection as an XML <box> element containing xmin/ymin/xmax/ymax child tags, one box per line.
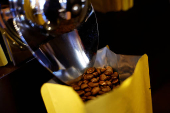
<box><xmin>41</xmin><ymin>46</ymin><xmax>152</xmax><ymax>113</ymax></box>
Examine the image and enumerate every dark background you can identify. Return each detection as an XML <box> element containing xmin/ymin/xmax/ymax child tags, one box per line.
<box><xmin>95</xmin><ymin>1</ymin><xmax>170</xmax><ymax>112</ymax></box>
<box><xmin>1</xmin><ymin>0</ymin><xmax>170</xmax><ymax>113</ymax></box>
<box><xmin>96</xmin><ymin>1</ymin><xmax>170</xmax><ymax>112</ymax></box>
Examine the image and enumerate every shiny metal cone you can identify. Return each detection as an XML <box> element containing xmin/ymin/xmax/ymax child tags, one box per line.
<box><xmin>9</xmin><ymin>0</ymin><xmax>99</xmax><ymax>84</ymax></box>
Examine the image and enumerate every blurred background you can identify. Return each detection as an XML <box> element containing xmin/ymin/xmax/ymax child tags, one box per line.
<box><xmin>0</xmin><ymin>0</ymin><xmax>170</xmax><ymax>113</ymax></box>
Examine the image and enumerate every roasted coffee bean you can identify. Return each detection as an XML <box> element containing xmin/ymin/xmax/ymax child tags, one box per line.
<box><xmin>92</xmin><ymin>72</ymin><xmax>98</xmax><ymax>77</ymax></box>
<box><xmin>81</xmin><ymin>74</ymin><xmax>85</xmax><ymax>77</ymax></box>
<box><xmin>100</xmin><ymin>85</ymin><xmax>107</xmax><ymax>89</ymax></box>
<box><xmin>83</xmin><ymin>75</ymin><xmax>87</xmax><ymax>79</ymax></box>
<box><xmin>91</xmin><ymin>78</ymin><xmax>98</xmax><ymax>82</ymax></box>
<box><xmin>78</xmin><ymin>81</ymin><xmax>83</xmax><ymax>86</ymax></box>
<box><xmin>77</xmin><ymin>90</ymin><xmax>85</xmax><ymax>96</ymax></box>
<box><xmin>112</xmin><ymin>79</ymin><xmax>119</xmax><ymax>84</ymax></box>
<box><xmin>81</xmin><ymin>96</ymin><xmax>87</xmax><ymax>100</ymax></box>
<box><xmin>100</xmin><ymin>74</ymin><xmax>107</xmax><ymax>81</ymax></box>
<box><xmin>91</xmin><ymin>87</ymin><xmax>100</xmax><ymax>95</ymax></box>
<box><xmin>84</xmin><ymin>92</ymin><xmax>91</xmax><ymax>96</ymax></box>
<box><xmin>104</xmin><ymin>70</ymin><xmax>113</xmax><ymax>75</ymax></box>
<box><xmin>96</xmin><ymin>77</ymin><xmax>99</xmax><ymax>81</ymax></box>
<box><xmin>86</xmin><ymin>67</ymin><xmax>95</xmax><ymax>74</ymax></box>
<box><xmin>83</xmin><ymin>80</ymin><xmax>89</xmax><ymax>84</ymax></box>
<box><xmin>87</xmin><ymin>96</ymin><xmax>96</xmax><ymax>100</ymax></box>
<box><xmin>111</xmin><ymin>76</ymin><xmax>118</xmax><ymax>80</ymax></box>
<box><xmin>81</xmin><ymin>83</ymin><xmax>88</xmax><ymax>89</ymax></box>
<box><xmin>98</xmin><ymin>91</ymin><xmax>105</xmax><ymax>95</ymax></box>
<box><xmin>99</xmin><ymin>81</ymin><xmax>107</xmax><ymax>86</ymax></box>
<box><xmin>88</xmin><ymin>82</ymin><xmax>99</xmax><ymax>87</ymax></box>
<box><xmin>102</xmin><ymin>86</ymin><xmax>111</xmax><ymax>92</ymax></box>
<box><xmin>109</xmin><ymin>76</ymin><xmax>117</xmax><ymax>82</ymax></box>
<box><xmin>88</xmin><ymin>82</ymin><xmax>93</xmax><ymax>87</ymax></box>
<box><xmin>71</xmin><ymin>66</ymin><xmax>120</xmax><ymax>102</ymax></box>
<box><xmin>100</xmin><ymin>67</ymin><xmax>106</xmax><ymax>72</ymax></box>
<box><xmin>85</xmin><ymin>87</ymin><xmax>91</xmax><ymax>92</ymax></box>
<box><xmin>109</xmin><ymin>78</ymin><xmax>113</xmax><ymax>82</ymax></box>
<box><xmin>106</xmin><ymin>81</ymin><xmax>112</xmax><ymax>86</ymax></box>
<box><xmin>96</xmin><ymin>68</ymin><xmax>101</xmax><ymax>74</ymax></box>
<box><xmin>71</xmin><ymin>83</ymin><xmax>77</xmax><ymax>87</ymax></box>
<box><xmin>84</xmin><ymin>73</ymin><xmax>94</xmax><ymax>80</ymax></box>
<box><xmin>73</xmin><ymin>85</ymin><xmax>80</xmax><ymax>90</ymax></box>
<box><xmin>106</xmin><ymin>66</ymin><xmax>113</xmax><ymax>73</ymax></box>
<box><xmin>106</xmin><ymin>76</ymin><xmax>111</xmax><ymax>80</ymax></box>
<box><xmin>111</xmin><ymin>72</ymin><xmax>119</xmax><ymax>78</ymax></box>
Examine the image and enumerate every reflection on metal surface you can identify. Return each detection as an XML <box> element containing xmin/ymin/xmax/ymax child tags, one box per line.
<box><xmin>9</xmin><ymin>0</ymin><xmax>99</xmax><ymax>84</ymax></box>
<box><xmin>0</xmin><ymin>6</ymin><xmax>33</xmax><ymax>66</ymax></box>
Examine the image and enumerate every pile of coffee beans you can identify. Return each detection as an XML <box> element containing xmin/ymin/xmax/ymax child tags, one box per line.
<box><xmin>71</xmin><ymin>66</ymin><xmax>120</xmax><ymax>102</ymax></box>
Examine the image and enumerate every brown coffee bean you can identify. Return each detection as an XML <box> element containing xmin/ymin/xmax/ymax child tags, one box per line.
<box><xmin>111</xmin><ymin>76</ymin><xmax>118</xmax><ymax>80</ymax></box>
<box><xmin>88</xmin><ymin>82</ymin><xmax>93</xmax><ymax>87</ymax></box>
<box><xmin>111</xmin><ymin>72</ymin><xmax>119</xmax><ymax>78</ymax></box>
<box><xmin>109</xmin><ymin>76</ymin><xmax>117</xmax><ymax>82</ymax></box>
<box><xmin>81</xmin><ymin>83</ymin><xmax>88</xmax><ymax>89</ymax></box>
<box><xmin>88</xmin><ymin>82</ymin><xmax>99</xmax><ymax>87</ymax></box>
<box><xmin>86</xmin><ymin>67</ymin><xmax>95</xmax><ymax>74</ymax></box>
<box><xmin>91</xmin><ymin>87</ymin><xmax>100</xmax><ymax>95</ymax></box>
<box><xmin>100</xmin><ymin>85</ymin><xmax>107</xmax><ymax>88</ymax></box>
<box><xmin>106</xmin><ymin>76</ymin><xmax>111</xmax><ymax>80</ymax></box>
<box><xmin>78</xmin><ymin>81</ymin><xmax>83</xmax><ymax>86</ymax></box>
<box><xmin>92</xmin><ymin>72</ymin><xmax>98</xmax><ymax>77</ymax></box>
<box><xmin>87</xmin><ymin>96</ymin><xmax>96</xmax><ymax>100</ymax></box>
<box><xmin>84</xmin><ymin>74</ymin><xmax>94</xmax><ymax>80</ymax></box>
<box><xmin>73</xmin><ymin>85</ymin><xmax>80</xmax><ymax>90</ymax></box>
<box><xmin>71</xmin><ymin>66</ymin><xmax>120</xmax><ymax>103</ymax></box>
<box><xmin>81</xmin><ymin>96</ymin><xmax>87</xmax><ymax>100</ymax></box>
<box><xmin>106</xmin><ymin>81</ymin><xmax>112</xmax><ymax>86</ymax></box>
<box><xmin>100</xmin><ymin>67</ymin><xmax>106</xmax><ymax>72</ymax></box>
<box><xmin>98</xmin><ymin>91</ymin><xmax>105</xmax><ymax>95</ymax></box>
<box><xmin>96</xmin><ymin>68</ymin><xmax>101</xmax><ymax>74</ymax></box>
<box><xmin>77</xmin><ymin>90</ymin><xmax>85</xmax><ymax>96</ymax></box>
<box><xmin>99</xmin><ymin>81</ymin><xmax>107</xmax><ymax>86</ymax></box>
<box><xmin>96</xmin><ymin>77</ymin><xmax>99</xmax><ymax>81</ymax></box>
<box><xmin>70</xmin><ymin>83</ymin><xmax>77</xmax><ymax>87</ymax></box>
<box><xmin>91</xmin><ymin>78</ymin><xmax>98</xmax><ymax>82</ymax></box>
<box><xmin>84</xmin><ymin>92</ymin><xmax>91</xmax><ymax>96</ymax></box>
<box><xmin>106</xmin><ymin>66</ymin><xmax>112</xmax><ymax>69</ymax></box>
<box><xmin>100</xmin><ymin>74</ymin><xmax>107</xmax><ymax>81</ymax></box>
<box><xmin>83</xmin><ymin>75</ymin><xmax>87</xmax><ymax>79</ymax></box>
<box><xmin>112</xmin><ymin>79</ymin><xmax>119</xmax><ymax>84</ymax></box>
<box><xmin>83</xmin><ymin>80</ymin><xmax>89</xmax><ymax>84</ymax></box>
<box><xmin>84</xmin><ymin>87</ymin><xmax>91</xmax><ymax>92</ymax></box>
<box><xmin>106</xmin><ymin>66</ymin><xmax>113</xmax><ymax>73</ymax></box>
<box><xmin>109</xmin><ymin>78</ymin><xmax>113</xmax><ymax>82</ymax></box>
<box><xmin>102</xmin><ymin>86</ymin><xmax>111</xmax><ymax>92</ymax></box>
<box><xmin>104</xmin><ymin>70</ymin><xmax>113</xmax><ymax>75</ymax></box>
<box><xmin>81</xmin><ymin>73</ymin><xmax>85</xmax><ymax>77</ymax></box>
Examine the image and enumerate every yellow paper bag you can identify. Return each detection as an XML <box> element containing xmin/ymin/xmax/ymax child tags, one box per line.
<box><xmin>41</xmin><ymin>54</ymin><xmax>152</xmax><ymax>113</ymax></box>
<box><xmin>0</xmin><ymin>44</ymin><xmax>8</xmax><ymax>66</ymax></box>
